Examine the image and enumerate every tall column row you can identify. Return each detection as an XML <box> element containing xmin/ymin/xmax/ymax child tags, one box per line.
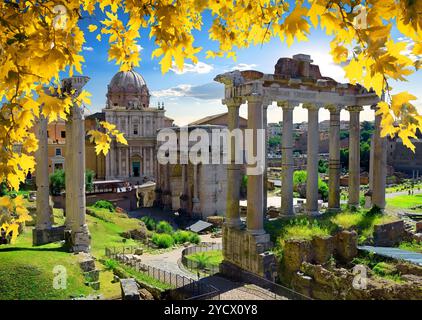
<box><xmin>222</xmin><ymin>97</ymin><xmax>386</xmax><ymax>224</ymax></box>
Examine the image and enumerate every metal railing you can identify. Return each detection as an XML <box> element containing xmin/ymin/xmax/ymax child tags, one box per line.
<box><xmin>181</xmin><ymin>243</ymin><xmax>222</xmax><ymax>276</ymax></box>
<box><xmin>223</xmin><ymin>266</ymin><xmax>312</xmax><ymax>300</ymax></box>
<box><xmin>105</xmin><ymin>246</ymin><xmax>220</xmax><ymax>300</ymax></box>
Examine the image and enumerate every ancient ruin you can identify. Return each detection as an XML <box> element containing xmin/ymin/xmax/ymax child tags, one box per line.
<box><xmin>33</xmin><ymin>76</ymin><xmax>91</xmax><ymax>253</ymax></box>
<box><xmin>215</xmin><ymin>54</ymin><xmax>386</xmax><ymax>279</ymax></box>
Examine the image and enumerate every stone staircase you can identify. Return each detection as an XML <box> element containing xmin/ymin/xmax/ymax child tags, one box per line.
<box><xmin>77</xmin><ymin>252</ymin><xmax>100</xmax><ymax>290</ymax></box>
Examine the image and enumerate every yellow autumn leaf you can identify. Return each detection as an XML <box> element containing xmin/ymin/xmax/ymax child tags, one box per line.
<box><xmin>88</xmin><ymin>24</ymin><xmax>98</xmax><ymax>32</ymax></box>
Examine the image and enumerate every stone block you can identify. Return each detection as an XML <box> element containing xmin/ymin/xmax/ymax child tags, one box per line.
<box><xmin>334</xmin><ymin>230</ymin><xmax>358</xmax><ymax>263</ymax></box>
<box><xmin>77</xmin><ymin>252</ymin><xmax>96</xmax><ymax>272</ymax></box>
<box><xmin>267</xmin><ymin>207</ymin><xmax>280</xmax><ymax>218</ymax></box>
<box><xmin>120</xmin><ymin>278</ymin><xmax>140</xmax><ymax>300</ymax></box>
<box><xmin>312</xmin><ymin>236</ymin><xmax>334</xmax><ymax>264</ymax></box>
<box><xmin>373</xmin><ymin>220</ymin><xmax>405</xmax><ymax>247</ymax></box>
<box><xmin>283</xmin><ymin>239</ymin><xmax>313</xmax><ymax>272</ymax></box>
<box><xmin>291</xmin><ymin>272</ymin><xmax>312</xmax><ymax>298</ymax></box>
<box><xmin>32</xmin><ymin>225</ymin><xmax>65</xmax><ymax>246</ymax></box>
<box><xmin>206</xmin><ymin>216</ymin><xmax>225</xmax><ymax>228</ymax></box>
<box><xmin>139</xmin><ymin>288</ymin><xmax>154</xmax><ymax>300</ymax></box>
<box><xmin>88</xmin><ymin>281</ymin><xmax>100</xmax><ymax>290</ymax></box>
<box><xmin>416</xmin><ymin>221</ymin><xmax>422</xmax><ymax>234</ymax></box>
<box><xmin>84</xmin><ymin>269</ymin><xmax>100</xmax><ymax>282</ymax></box>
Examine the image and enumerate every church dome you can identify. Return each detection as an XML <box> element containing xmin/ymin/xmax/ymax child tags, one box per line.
<box><xmin>107</xmin><ymin>69</ymin><xmax>150</xmax><ymax>109</ymax></box>
<box><xmin>109</xmin><ymin>70</ymin><xmax>147</xmax><ymax>90</ymax></box>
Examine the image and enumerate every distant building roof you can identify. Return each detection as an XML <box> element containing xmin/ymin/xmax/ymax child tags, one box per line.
<box><xmin>185</xmin><ymin>220</ymin><xmax>213</xmax><ymax>233</ymax></box>
<box><xmin>86</xmin><ymin>112</ymin><xmax>105</xmax><ymax>121</ymax></box>
<box><xmin>189</xmin><ymin>112</ymin><xmax>247</xmax><ymax>126</ymax></box>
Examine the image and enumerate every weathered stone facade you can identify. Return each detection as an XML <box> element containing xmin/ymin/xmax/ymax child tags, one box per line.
<box><xmin>221</xmin><ymin>225</ymin><xmax>276</xmax><ymax>280</ymax></box>
<box><xmin>156</xmin><ymin>125</ymin><xmax>228</xmax><ymax>219</ymax></box>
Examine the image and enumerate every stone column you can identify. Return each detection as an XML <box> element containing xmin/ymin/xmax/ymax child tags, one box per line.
<box><xmin>35</xmin><ymin>114</ymin><xmax>53</xmax><ymax>230</ymax></box>
<box><xmin>126</xmin><ymin>148</ymin><xmax>129</xmax><ymax>177</ymax></box>
<box><xmin>180</xmin><ymin>164</ymin><xmax>188</xmax><ymax>213</ymax></box>
<box><xmin>246</xmin><ymin>95</ymin><xmax>265</xmax><ymax>235</ymax></box>
<box><xmin>192</xmin><ymin>164</ymin><xmax>201</xmax><ymax>216</ymax></box>
<box><xmin>224</xmin><ymin>98</ymin><xmax>242</xmax><ymax>228</ymax></box>
<box><xmin>304</xmin><ymin>103</ymin><xmax>320</xmax><ymax>215</ymax></box>
<box><xmin>68</xmin><ymin>103</ymin><xmax>91</xmax><ymax>252</ymax></box>
<box><xmin>263</xmin><ymin>104</ymin><xmax>269</xmax><ymax>214</ymax></box>
<box><xmin>371</xmin><ymin>104</ymin><xmax>387</xmax><ymax>210</ymax></box>
<box><xmin>65</xmin><ymin>113</ymin><xmax>74</xmax><ymax>230</ymax></box>
<box><xmin>326</xmin><ymin>105</ymin><xmax>341</xmax><ymax>212</ymax></box>
<box><xmin>278</xmin><ymin>101</ymin><xmax>295</xmax><ymax>216</ymax></box>
<box><xmin>347</xmin><ymin>105</ymin><xmax>363</xmax><ymax>208</ymax></box>
<box><xmin>117</xmin><ymin>147</ymin><xmax>121</xmax><ymax>177</ymax></box>
<box><xmin>110</xmin><ymin>144</ymin><xmax>115</xmax><ymax>178</ymax></box>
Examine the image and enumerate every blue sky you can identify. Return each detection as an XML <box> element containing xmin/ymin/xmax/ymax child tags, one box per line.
<box><xmin>78</xmin><ymin>8</ymin><xmax>422</xmax><ymax>126</ymax></box>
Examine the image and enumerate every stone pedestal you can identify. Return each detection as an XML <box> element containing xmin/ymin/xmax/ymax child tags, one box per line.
<box><xmin>33</xmin><ymin>226</ymin><xmax>65</xmax><ymax>246</ymax></box>
<box><xmin>221</xmin><ymin>225</ymin><xmax>276</xmax><ymax>280</ymax></box>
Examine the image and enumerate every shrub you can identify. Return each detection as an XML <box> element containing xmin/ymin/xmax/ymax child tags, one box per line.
<box><xmin>173</xmin><ymin>230</ymin><xmax>200</xmax><ymax>244</ymax></box>
<box><xmin>152</xmin><ymin>233</ymin><xmax>174</xmax><ymax>248</ymax></box>
<box><xmin>103</xmin><ymin>259</ymin><xmax>118</xmax><ymax>271</ymax></box>
<box><xmin>49</xmin><ymin>169</ymin><xmax>65</xmax><ymax>195</ymax></box>
<box><xmin>141</xmin><ymin>216</ymin><xmax>157</xmax><ymax>231</ymax></box>
<box><xmin>156</xmin><ymin>221</ymin><xmax>173</xmax><ymax>234</ymax></box>
<box><xmin>86</xmin><ymin>169</ymin><xmax>95</xmax><ymax>192</ymax></box>
<box><xmin>93</xmin><ymin>200</ymin><xmax>115</xmax><ymax>212</ymax></box>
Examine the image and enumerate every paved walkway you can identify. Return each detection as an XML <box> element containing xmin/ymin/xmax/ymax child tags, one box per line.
<box><xmin>359</xmin><ymin>246</ymin><xmax>422</xmax><ymax>266</ymax></box>
<box><xmin>199</xmin><ymin>275</ymin><xmax>286</xmax><ymax>300</ymax></box>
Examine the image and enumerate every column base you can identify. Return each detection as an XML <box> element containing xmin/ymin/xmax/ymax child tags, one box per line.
<box><xmin>326</xmin><ymin>207</ymin><xmax>341</xmax><ymax>214</ymax></box>
<box><xmin>247</xmin><ymin>228</ymin><xmax>266</xmax><ymax>236</ymax></box>
<box><xmin>305</xmin><ymin>210</ymin><xmax>321</xmax><ymax>217</ymax></box>
<box><xmin>32</xmin><ymin>226</ymin><xmax>66</xmax><ymax>246</ymax></box>
<box><xmin>65</xmin><ymin>225</ymin><xmax>91</xmax><ymax>253</ymax></box>
<box><xmin>347</xmin><ymin>203</ymin><xmax>360</xmax><ymax>211</ymax></box>
<box><xmin>225</xmin><ymin>218</ymin><xmax>242</xmax><ymax>228</ymax></box>
<box><xmin>222</xmin><ymin>225</ymin><xmax>276</xmax><ymax>280</ymax></box>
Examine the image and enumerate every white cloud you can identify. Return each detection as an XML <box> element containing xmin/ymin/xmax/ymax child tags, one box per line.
<box><xmin>83</xmin><ymin>46</ymin><xmax>94</xmax><ymax>52</ymax></box>
<box><xmin>398</xmin><ymin>37</ymin><xmax>419</xmax><ymax>62</ymax></box>
<box><xmin>152</xmin><ymin>82</ymin><xmax>223</xmax><ymax>100</ymax></box>
<box><xmin>230</xmin><ymin>63</ymin><xmax>258</xmax><ymax>71</ymax></box>
<box><xmin>135</xmin><ymin>45</ymin><xmax>143</xmax><ymax>52</ymax></box>
<box><xmin>170</xmin><ymin>61</ymin><xmax>214</xmax><ymax>75</ymax></box>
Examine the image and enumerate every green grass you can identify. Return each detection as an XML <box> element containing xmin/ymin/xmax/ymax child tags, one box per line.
<box><xmin>0</xmin><ymin>229</ymin><xmax>93</xmax><ymax>300</ymax></box>
<box><xmin>330</xmin><ymin>210</ymin><xmax>398</xmax><ymax>243</ymax></box>
<box><xmin>399</xmin><ymin>240</ymin><xmax>422</xmax><ymax>253</ymax></box>
<box><xmin>265</xmin><ymin>216</ymin><xmax>336</xmax><ymax>243</ymax></box>
<box><xmin>185</xmin><ymin>250</ymin><xmax>223</xmax><ymax>267</ymax></box>
<box><xmin>387</xmin><ymin>194</ymin><xmax>422</xmax><ymax>209</ymax></box>
<box><xmin>110</xmin><ymin>259</ymin><xmax>173</xmax><ymax>291</ymax></box>
<box><xmin>86</xmin><ymin>206</ymin><xmax>141</xmax><ymax>257</ymax></box>
<box><xmin>352</xmin><ymin>253</ymin><xmax>403</xmax><ymax>283</ymax></box>
<box><xmin>0</xmin><ymin>205</ymin><xmax>150</xmax><ymax>300</ymax></box>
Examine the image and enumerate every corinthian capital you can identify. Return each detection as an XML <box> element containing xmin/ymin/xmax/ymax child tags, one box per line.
<box><xmin>346</xmin><ymin>105</ymin><xmax>363</xmax><ymax>113</ymax></box>
<box><xmin>325</xmin><ymin>104</ymin><xmax>342</xmax><ymax>114</ymax></box>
